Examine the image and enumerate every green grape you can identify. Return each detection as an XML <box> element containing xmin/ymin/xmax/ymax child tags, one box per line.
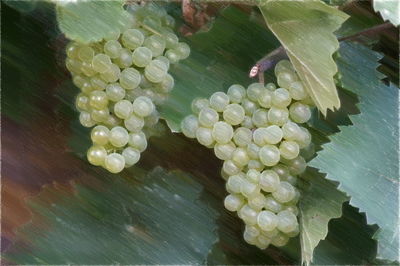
<box><xmin>259</xmin><ymin>144</ymin><xmax>280</xmax><ymax>167</ymax></box>
<box><xmin>223</xmin><ymin>104</ymin><xmax>245</xmax><ymax>126</ymax></box>
<box><xmin>240</xmin><ymin>178</ymin><xmax>260</xmax><ymax>198</ymax></box>
<box><xmin>274</xmin><ymin>60</ymin><xmax>294</xmax><ymax>76</ymax></box>
<box><xmin>92</xmin><ymin>54</ymin><xmax>112</xmax><ymax>73</ymax></box>
<box><xmin>104</xmin><ymin>40</ymin><xmax>122</xmax><ymax>59</ymax></box>
<box><xmin>164</xmin><ymin>31</ymin><xmax>179</xmax><ymax>48</ymax></box>
<box><xmin>196</xmin><ymin>127</ymin><xmax>214</xmax><ymax>146</ymax></box>
<box><xmin>199</xmin><ymin>107</ymin><xmax>219</xmax><ymax>128</ymax></box>
<box><xmin>91</xmin><ymin>125</ymin><xmax>110</xmax><ymax>145</ymax></box>
<box><xmin>253</xmin><ymin>128</ymin><xmax>268</xmax><ymax>146</ymax></box>
<box><xmin>128</xmin><ymin>132</ymin><xmax>147</xmax><ymax>152</ymax></box>
<box><xmin>239</xmin><ymin>204</ymin><xmax>258</xmax><ymax>225</ymax></box>
<box><xmin>66</xmin><ymin>42</ymin><xmax>80</xmax><ymax>59</ymax></box>
<box><xmin>241</xmin><ymin>98</ymin><xmax>258</xmax><ymax>115</ymax></box>
<box><xmin>133</xmin><ymin>96</ymin><xmax>155</xmax><ymax>117</ymax></box>
<box><xmin>162</xmin><ymin>14</ymin><xmax>175</xmax><ymax>28</ymax></box>
<box><xmin>191</xmin><ymin>98</ymin><xmax>209</xmax><ymax>114</ymax></box>
<box><xmin>248</xmin><ymin>193</ymin><xmax>266</xmax><ymax>211</ymax></box>
<box><xmin>268</xmin><ymin>107</ymin><xmax>289</xmax><ymax>126</ymax></box>
<box><xmin>106</xmin><ymin>83</ymin><xmax>126</xmax><ymax>102</ymax></box>
<box><xmin>296</xmin><ymin>127</ymin><xmax>312</xmax><ymax>149</ymax></box>
<box><xmin>247</xmin><ymin>143</ymin><xmax>261</xmax><ymax>160</ymax></box>
<box><xmin>226</xmin><ymin>174</ymin><xmax>244</xmax><ymax>194</ymax></box>
<box><xmin>120</xmin><ymin>68</ymin><xmax>141</xmax><ymax>90</ymax></box>
<box><xmin>155</xmin><ymin>55</ymin><xmax>170</xmax><ymax>69</ymax></box>
<box><xmin>272</xmin><ymin>181</ymin><xmax>295</xmax><ymax>203</ymax></box>
<box><xmin>155</xmin><ymin>73</ymin><xmax>174</xmax><ymax>93</ymax></box>
<box><xmin>264</xmin><ymin>125</ymin><xmax>283</xmax><ymax>145</ymax></box>
<box><xmin>78</xmin><ymin>45</ymin><xmax>95</xmax><ymax>62</ymax></box>
<box><xmin>80</xmin><ymin>61</ymin><xmax>97</xmax><ymax>77</ymax></box>
<box><xmin>79</xmin><ymin>111</ymin><xmax>96</xmax><ymax>128</ymax></box>
<box><xmin>257</xmin><ymin>210</ymin><xmax>278</xmax><ymax>231</ymax></box>
<box><xmin>224</xmin><ymin>194</ymin><xmax>245</xmax><ymax>212</ymax></box>
<box><xmin>143</xmin><ymin>16</ymin><xmax>162</xmax><ymax>31</ymax></box>
<box><xmin>259</xmin><ymin>170</ymin><xmax>280</xmax><ymax>192</ymax></box>
<box><xmin>100</xmin><ymin>63</ymin><xmax>120</xmax><ymax>83</ymax></box>
<box><xmin>72</xmin><ymin>75</ymin><xmax>87</xmax><ymax>89</ymax></box>
<box><xmin>289</xmin><ymin>102</ymin><xmax>311</xmax><ymax>123</ymax></box>
<box><xmin>90</xmin><ymin>76</ymin><xmax>107</xmax><ymax>91</ymax></box>
<box><xmin>247</xmin><ymin>83</ymin><xmax>265</xmax><ymax>102</ymax></box>
<box><xmin>284</xmin><ymin>156</ymin><xmax>307</xmax><ymax>175</ymax></box>
<box><xmin>247</xmin><ymin>159</ymin><xmax>263</xmax><ymax>171</ymax></box>
<box><xmin>210</xmin><ymin>91</ymin><xmax>230</xmax><ymax>112</ymax></box>
<box><xmin>256</xmin><ymin>235</ymin><xmax>271</xmax><ymax>249</ymax></box>
<box><xmin>121</xmin><ymin>29</ymin><xmax>144</xmax><ymax>50</ymax></box>
<box><xmin>214</xmin><ymin>142</ymin><xmax>236</xmax><ymax>160</ymax></box>
<box><xmin>246</xmin><ymin>169</ymin><xmax>260</xmax><ymax>183</ymax></box>
<box><xmin>144</xmin><ymin>110</ymin><xmax>160</xmax><ymax>127</ymax></box>
<box><xmin>222</xmin><ymin>159</ymin><xmax>242</xmax><ymax>176</ymax></box>
<box><xmin>272</xmin><ymin>164</ymin><xmax>290</xmax><ymax>180</ymax></box>
<box><xmin>265</xmin><ymin>82</ymin><xmax>277</xmax><ymax>91</ymax></box>
<box><xmin>181</xmin><ymin>115</ymin><xmax>199</xmax><ymax>139</ymax></box>
<box><xmin>144</xmin><ymin>35</ymin><xmax>166</xmax><ymax>57</ymax></box>
<box><xmin>116</xmin><ymin>48</ymin><xmax>133</xmax><ymax>68</ymax></box>
<box><xmin>252</xmin><ymin>109</ymin><xmax>269</xmax><ymax>127</ymax></box>
<box><xmin>91</xmin><ymin>108</ymin><xmax>109</xmax><ymax>123</ymax></box>
<box><xmin>277</xmin><ymin>70</ymin><xmax>298</xmax><ymax>89</ymax></box>
<box><xmin>258</xmin><ymin>89</ymin><xmax>272</xmax><ymax>108</ymax></box>
<box><xmin>104</xmin><ymin>29</ymin><xmax>121</xmax><ymax>41</ymax></box>
<box><xmin>271</xmin><ymin>233</ymin><xmax>289</xmax><ymax>247</ymax></box>
<box><xmin>264</xmin><ymin>196</ymin><xmax>282</xmax><ymax>213</ymax></box>
<box><xmin>66</xmin><ymin>58</ymin><xmax>83</xmax><ymax>74</ymax></box>
<box><xmin>114</xmin><ymin>99</ymin><xmax>133</xmax><ymax>119</ymax></box>
<box><xmin>174</xmin><ymin>42</ymin><xmax>190</xmax><ymax>60</ymax></box>
<box><xmin>165</xmin><ymin>49</ymin><xmax>180</xmax><ymax>64</ymax></box>
<box><xmin>89</xmin><ymin>90</ymin><xmax>109</xmax><ymax>110</ymax></box>
<box><xmin>122</xmin><ymin>147</ymin><xmax>141</xmax><ymax>167</ymax></box>
<box><xmin>104</xmin><ymin>153</ymin><xmax>125</xmax><ymax>173</ymax></box>
<box><xmin>124</xmin><ymin>113</ymin><xmax>145</xmax><ymax>132</ymax></box>
<box><xmin>212</xmin><ymin>121</ymin><xmax>234</xmax><ymax>144</ymax></box>
<box><xmin>87</xmin><ymin>145</ymin><xmax>107</xmax><ymax>166</ymax></box>
<box><xmin>144</xmin><ymin>59</ymin><xmax>168</xmax><ymax>83</ymax></box>
<box><xmin>109</xmin><ymin>126</ymin><xmax>129</xmax><ymax>147</ymax></box>
<box><xmin>282</xmin><ymin>121</ymin><xmax>301</xmax><ymax>141</ymax></box>
<box><xmin>227</xmin><ymin>84</ymin><xmax>246</xmax><ymax>103</ymax></box>
<box><xmin>232</xmin><ymin>147</ymin><xmax>250</xmax><ymax>167</ymax></box>
<box><xmin>75</xmin><ymin>93</ymin><xmax>89</xmax><ymax>111</ymax></box>
<box><xmin>272</xmin><ymin>88</ymin><xmax>291</xmax><ymax>107</ymax></box>
<box><xmin>132</xmin><ymin>46</ymin><xmax>153</xmax><ymax>67</ymax></box>
<box><xmin>277</xmin><ymin>210</ymin><xmax>298</xmax><ymax>233</ymax></box>
<box><xmin>279</xmin><ymin>140</ymin><xmax>300</xmax><ymax>160</ymax></box>
<box><xmin>288</xmin><ymin>81</ymin><xmax>308</xmax><ymax>100</ymax></box>
<box><xmin>233</xmin><ymin>127</ymin><xmax>252</xmax><ymax>147</ymax></box>
<box><xmin>241</xmin><ymin>115</ymin><xmax>254</xmax><ymax>129</ymax></box>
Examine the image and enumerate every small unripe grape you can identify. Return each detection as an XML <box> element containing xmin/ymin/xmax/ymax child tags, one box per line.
<box><xmin>174</xmin><ymin>42</ymin><xmax>190</xmax><ymax>60</ymax></box>
<box><xmin>272</xmin><ymin>88</ymin><xmax>291</xmax><ymax>107</ymax></box>
<box><xmin>239</xmin><ymin>204</ymin><xmax>258</xmax><ymax>225</ymax></box>
<box><xmin>271</xmin><ymin>233</ymin><xmax>289</xmax><ymax>247</ymax></box>
<box><xmin>246</xmin><ymin>169</ymin><xmax>260</xmax><ymax>183</ymax></box>
<box><xmin>80</xmin><ymin>61</ymin><xmax>96</xmax><ymax>77</ymax></box>
<box><xmin>100</xmin><ymin>63</ymin><xmax>120</xmax><ymax>83</ymax></box>
<box><xmin>145</xmin><ymin>59</ymin><xmax>168</xmax><ymax>83</ymax></box>
<box><xmin>259</xmin><ymin>170</ymin><xmax>280</xmax><ymax>192</ymax></box>
<box><xmin>124</xmin><ymin>113</ymin><xmax>144</xmax><ymax>132</ymax></box>
<box><xmin>247</xmin><ymin>159</ymin><xmax>263</xmax><ymax>171</ymax></box>
<box><xmin>122</xmin><ymin>147</ymin><xmax>141</xmax><ymax>167</ymax></box>
<box><xmin>279</xmin><ymin>140</ymin><xmax>300</xmax><ymax>160</ymax></box>
<box><xmin>199</xmin><ymin>107</ymin><xmax>219</xmax><ymax>128</ymax></box>
<box><xmin>243</xmin><ymin>227</ymin><xmax>258</xmax><ymax>245</ymax></box>
<box><xmin>181</xmin><ymin>115</ymin><xmax>199</xmax><ymax>138</ymax></box>
<box><xmin>89</xmin><ymin>90</ymin><xmax>109</xmax><ymax>110</ymax></box>
<box><xmin>289</xmin><ymin>81</ymin><xmax>308</xmax><ymax>100</ymax></box>
<box><xmin>227</xmin><ymin>84</ymin><xmax>246</xmax><ymax>103</ymax></box>
<box><xmin>256</xmin><ymin>235</ymin><xmax>271</xmax><ymax>249</ymax></box>
<box><xmin>87</xmin><ymin>145</ymin><xmax>107</xmax><ymax>166</ymax></box>
<box><xmin>92</xmin><ymin>54</ymin><xmax>111</xmax><ymax>73</ymax></box>
<box><xmin>223</xmin><ymin>104</ymin><xmax>245</xmax><ymax>125</ymax></box>
<box><xmin>128</xmin><ymin>131</ymin><xmax>147</xmax><ymax>152</ymax></box>
<box><xmin>247</xmin><ymin>143</ymin><xmax>261</xmax><ymax>160</ymax></box>
<box><xmin>282</xmin><ymin>121</ymin><xmax>301</xmax><ymax>140</ymax></box>
<box><xmin>247</xmin><ymin>83</ymin><xmax>265</xmax><ymax>102</ymax></box>
<box><xmin>191</xmin><ymin>98</ymin><xmax>209</xmax><ymax>114</ymax></box>
<box><xmin>282</xmin><ymin>174</ymin><xmax>297</xmax><ymax>185</ymax></box>
<box><xmin>133</xmin><ymin>96</ymin><xmax>155</xmax><ymax>117</ymax></box>
<box><xmin>104</xmin><ymin>40</ymin><xmax>122</xmax><ymax>59</ymax></box>
<box><xmin>117</xmin><ymin>48</ymin><xmax>133</xmax><ymax>68</ymax></box>
<box><xmin>258</xmin><ymin>89</ymin><xmax>272</xmax><ymax>108</ymax></box>
<box><xmin>106</xmin><ymin>83</ymin><xmax>126</xmax><ymax>102</ymax></box>
<box><xmin>120</xmin><ymin>68</ymin><xmax>141</xmax><ymax>90</ymax></box>
<box><xmin>241</xmin><ymin>98</ymin><xmax>258</xmax><ymax>115</ymax></box>
<box><xmin>285</xmin><ymin>156</ymin><xmax>307</xmax><ymax>175</ymax></box>
<box><xmin>104</xmin><ymin>153</ymin><xmax>125</xmax><ymax>173</ymax></box>
<box><xmin>104</xmin><ymin>114</ymin><xmax>122</xmax><ymax>128</ymax></box>
<box><xmin>233</xmin><ymin>127</ymin><xmax>252</xmax><ymax>147</ymax></box>
<box><xmin>66</xmin><ymin>58</ymin><xmax>83</xmax><ymax>74</ymax></box>
<box><xmin>268</xmin><ymin>107</ymin><xmax>289</xmax><ymax>126</ymax></box>
<box><xmin>79</xmin><ymin>111</ymin><xmax>96</xmax><ymax>128</ymax></box>
<box><xmin>80</xmin><ymin>81</ymin><xmax>93</xmax><ymax>94</ymax></box>
<box><xmin>226</xmin><ymin>174</ymin><xmax>244</xmax><ymax>194</ymax></box>
<box><xmin>286</xmin><ymin>225</ymin><xmax>300</xmax><ymax>237</ymax></box>
<box><xmin>104</xmin><ymin>29</ymin><xmax>120</xmax><ymax>41</ymax></box>
<box><xmin>196</xmin><ymin>127</ymin><xmax>214</xmax><ymax>146</ymax></box>
<box><xmin>252</xmin><ymin>109</ymin><xmax>269</xmax><ymax>127</ymax></box>
<box><xmin>253</xmin><ymin>128</ymin><xmax>269</xmax><ymax>146</ymax></box>
<box><xmin>277</xmin><ymin>210</ymin><xmax>298</xmax><ymax>233</ymax></box>
<box><xmin>90</xmin><ymin>76</ymin><xmax>107</xmax><ymax>91</ymax></box>
<box><xmin>91</xmin><ymin>108</ymin><xmax>109</xmax><ymax>123</ymax></box>
<box><xmin>165</xmin><ymin>49</ymin><xmax>180</xmax><ymax>64</ymax></box>
<box><xmin>274</xmin><ymin>60</ymin><xmax>294</xmax><ymax>75</ymax></box>
<box><xmin>277</xmin><ymin>70</ymin><xmax>297</xmax><ymax>89</ymax></box>
<box><xmin>66</xmin><ymin>42</ymin><xmax>80</xmax><ymax>59</ymax></box>
<box><xmin>296</xmin><ymin>127</ymin><xmax>312</xmax><ymax>149</ymax></box>
<box><xmin>257</xmin><ymin>210</ymin><xmax>278</xmax><ymax>231</ymax></box>
<box><xmin>240</xmin><ymin>178</ymin><xmax>260</xmax><ymax>198</ymax></box>
<box><xmin>248</xmin><ymin>193</ymin><xmax>267</xmax><ymax>211</ymax></box>
<box><xmin>232</xmin><ymin>147</ymin><xmax>250</xmax><ymax>167</ymax></box>
<box><xmin>224</xmin><ymin>194</ymin><xmax>245</xmax><ymax>212</ymax></box>
<box><xmin>245</xmin><ymin>224</ymin><xmax>260</xmax><ymax>240</ymax></box>
<box><xmin>222</xmin><ymin>159</ymin><xmax>242</xmax><ymax>176</ymax></box>
<box><xmin>241</xmin><ymin>115</ymin><xmax>254</xmax><ymax>129</ymax></box>
<box><xmin>132</xmin><ymin>46</ymin><xmax>153</xmax><ymax>67</ymax></box>
<box><xmin>114</xmin><ymin>100</ymin><xmax>133</xmax><ymax>119</ymax></box>
<box><xmin>75</xmin><ymin>93</ymin><xmax>89</xmax><ymax>111</ymax></box>
<box><xmin>265</xmin><ymin>82</ymin><xmax>277</xmax><ymax>91</ymax></box>
<box><xmin>265</xmin><ymin>125</ymin><xmax>284</xmax><ymax>144</ymax></box>
<box><xmin>155</xmin><ymin>73</ymin><xmax>174</xmax><ymax>93</ymax></box>
<box><xmin>289</xmin><ymin>102</ymin><xmax>311</xmax><ymax>123</ymax></box>
<box><xmin>259</xmin><ymin>145</ymin><xmax>280</xmax><ymax>167</ymax></box>
<box><xmin>265</xmin><ymin>196</ymin><xmax>282</xmax><ymax>213</ymax></box>
<box><xmin>122</xmin><ymin>29</ymin><xmax>144</xmax><ymax>50</ymax></box>
<box><xmin>155</xmin><ymin>55</ymin><xmax>170</xmax><ymax>69</ymax></box>
<box><xmin>164</xmin><ymin>31</ymin><xmax>179</xmax><ymax>49</ymax></box>
<box><xmin>78</xmin><ymin>45</ymin><xmax>95</xmax><ymax>62</ymax></box>
<box><xmin>144</xmin><ymin>35</ymin><xmax>166</xmax><ymax>57</ymax></box>
<box><xmin>209</xmin><ymin>92</ymin><xmax>230</xmax><ymax>112</ymax></box>
<box><xmin>272</xmin><ymin>181</ymin><xmax>295</xmax><ymax>203</ymax></box>
<box><xmin>272</xmin><ymin>164</ymin><xmax>290</xmax><ymax>180</ymax></box>
<box><xmin>212</xmin><ymin>121</ymin><xmax>233</xmax><ymax>144</ymax></box>
<box><xmin>214</xmin><ymin>142</ymin><xmax>236</xmax><ymax>160</ymax></box>
<box><xmin>73</xmin><ymin>75</ymin><xmax>87</xmax><ymax>89</ymax></box>
<box><xmin>109</xmin><ymin>126</ymin><xmax>129</xmax><ymax>147</ymax></box>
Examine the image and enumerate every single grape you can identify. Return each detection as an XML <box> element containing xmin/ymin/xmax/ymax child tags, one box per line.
<box><xmin>109</xmin><ymin>126</ymin><xmax>129</xmax><ymax>147</ymax></box>
<box><xmin>274</xmin><ymin>60</ymin><xmax>294</xmax><ymax>75</ymax></box>
<box><xmin>165</xmin><ymin>49</ymin><xmax>180</xmax><ymax>64</ymax></box>
<box><xmin>116</xmin><ymin>48</ymin><xmax>133</xmax><ymax>68</ymax></box>
<box><xmin>80</xmin><ymin>61</ymin><xmax>96</xmax><ymax>77</ymax></box>
<box><xmin>155</xmin><ymin>55</ymin><xmax>170</xmax><ymax>70</ymax></box>
<box><xmin>144</xmin><ymin>59</ymin><xmax>168</xmax><ymax>83</ymax></box>
<box><xmin>232</xmin><ymin>147</ymin><xmax>250</xmax><ymax>167</ymax></box>
<box><xmin>174</xmin><ymin>42</ymin><xmax>190</xmax><ymax>59</ymax></box>
<box><xmin>87</xmin><ymin>145</ymin><xmax>107</xmax><ymax>166</ymax></box>
<box><xmin>289</xmin><ymin>102</ymin><xmax>311</xmax><ymax>123</ymax></box>
<box><xmin>258</xmin><ymin>89</ymin><xmax>272</xmax><ymax>108</ymax></box>
<box><xmin>209</xmin><ymin>91</ymin><xmax>230</xmax><ymax>112</ymax></box>
<box><xmin>114</xmin><ymin>99</ymin><xmax>134</xmax><ymax>119</ymax></box>
<box><xmin>264</xmin><ymin>196</ymin><xmax>282</xmax><ymax>213</ymax></box>
<box><xmin>233</xmin><ymin>127</ymin><xmax>252</xmax><ymax>147</ymax></box>
<box><xmin>252</xmin><ymin>109</ymin><xmax>269</xmax><ymax>127</ymax></box>
<box><xmin>253</xmin><ymin>128</ymin><xmax>269</xmax><ymax>146</ymax></box>
<box><xmin>241</xmin><ymin>115</ymin><xmax>254</xmax><ymax>129</ymax></box>
<box><xmin>104</xmin><ymin>114</ymin><xmax>122</xmax><ymax>128</ymax></box>
<box><xmin>259</xmin><ymin>144</ymin><xmax>280</xmax><ymax>167</ymax></box>
<box><xmin>241</xmin><ymin>98</ymin><xmax>258</xmax><ymax>115</ymax></box>
<box><xmin>272</xmin><ymin>164</ymin><xmax>290</xmax><ymax>180</ymax></box>
<box><xmin>296</xmin><ymin>127</ymin><xmax>312</xmax><ymax>149</ymax></box>
<box><xmin>265</xmin><ymin>82</ymin><xmax>277</xmax><ymax>91</ymax></box>
<box><xmin>277</xmin><ymin>210</ymin><xmax>298</xmax><ymax>233</ymax></box>
<box><xmin>89</xmin><ymin>90</ymin><xmax>109</xmax><ymax>110</ymax></box>
<box><xmin>143</xmin><ymin>34</ymin><xmax>166</xmax><ymax>57</ymax></box>
<box><xmin>222</xmin><ymin>159</ymin><xmax>242</xmax><ymax>176</ymax></box>
<box><xmin>227</xmin><ymin>84</ymin><xmax>246</xmax><ymax>103</ymax></box>
<box><xmin>272</xmin><ymin>88</ymin><xmax>291</xmax><ymax>107</ymax></box>
<box><xmin>247</xmin><ymin>83</ymin><xmax>265</xmax><ymax>102</ymax></box>
<box><xmin>104</xmin><ymin>40</ymin><xmax>122</xmax><ymax>59</ymax></box>
<box><xmin>163</xmin><ymin>31</ymin><xmax>179</xmax><ymax>49</ymax></box>
<box><xmin>226</xmin><ymin>174</ymin><xmax>244</xmax><ymax>194</ymax></box>
<box><xmin>128</xmin><ymin>131</ymin><xmax>147</xmax><ymax>152</ymax></box>
<box><xmin>264</xmin><ymin>125</ymin><xmax>283</xmax><ymax>144</ymax></box>
<box><xmin>124</xmin><ymin>113</ymin><xmax>145</xmax><ymax>132</ymax></box>
<box><xmin>133</xmin><ymin>96</ymin><xmax>155</xmax><ymax>117</ymax></box>
<box><xmin>191</xmin><ymin>98</ymin><xmax>209</xmax><ymax>114</ymax></box>
<box><xmin>122</xmin><ymin>147</ymin><xmax>141</xmax><ymax>167</ymax></box>
<box><xmin>155</xmin><ymin>73</ymin><xmax>174</xmax><ymax>94</ymax></box>
<box><xmin>120</xmin><ymin>68</ymin><xmax>141</xmax><ymax>90</ymax></box>
<box><xmin>214</xmin><ymin>142</ymin><xmax>236</xmax><ymax>160</ymax></box>
<box><xmin>223</xmin><ymin>104</ymin><xmax>245</xmax><ymax>126</ymax></box>
<box><xmin>100</xmin><ymin>63</ymin><xmax>120</xmax><ymax>83</ymax></box>
<box><xmin>75</xmin><ymin>93</ymin><xmax>89</xmax><ymax>111</ymax></box>
<box><xmin>289</xmin><ymin>81</ymin><xmax>308</xmax><ymax>100</ymax></box>
<box><xmin>259</xmin><ymin>170</ymin><xmax>280</xmax><ymax>192</ymax></box>
<box><xmin>224</xmin><ymin>194</ymin><xmax>245</xmax><ymax>212</ymax></box>
<box><xmin>196</xmin><ymin>127</ymin><xmax>214</xmax><ymax>146</ymax></box>
<box><xmin>106</xmin><ymin>83</ymin><xmax>126</xmax><ymax>102</ymax></box>
<box><xmin>248</xmin><ymin>193</ymin><xmax>267</xmax><ymax>211</ymax></box>
<box><xmin>92</xmin><ymin>54</ymin><xmax>111</xmax><ymax>73</ymax></box>
<box><xmin>90</xmin><ymin>76</ymin><xmax>107</xmax><ymax>91</ymax></box>
<box><xmin>66</xmin><ymin>42</ymin><xmax>80</xmax><ymax>59</ymax></box>
<box><xmin>285</xmin><ymin>156</ymin><xmax>307</xmax><ymax>175</ymax></box>
<box><xmin>256</xmin><ymin>235</ymin><xmax>271</xmax><ymax>250</ymax></box>
<box><xmin>272</xmin><ymin>181</ymin><xmax>295</xmax><ymax>203</ymax></box>
<box><xmin>247</xmin><ymin>143</ymin><xmax>261</xmax><ymax>160</ymax></box>
<box><xmin>282</xmin><ymin>121</ymin><xmax>301</xmax><ymax>141</ymax></box>
<box><xmin>79</xmin><ymin>111</ymin><xmax>96</xmax><ymax>128</ymax></box>
<box><xmin>104</xmin><ymin>153</ymin><xmax>125</xmax><ymax>173</ymax></box>
<box><xmin>240</xmin><ymin>178</ymin><xmax>260</xmax><ymax>198</ymax></box>
<box><xmin>212</xmin><ymin>121</ymin><xmax>234</xmax><ymax>144</ymax></box>
<box><xmin>181</xmin><ymin>115</ymin><xmax>199</xmax><ymax>139</ymax></box>
<box><xmin>132</xmin><ymin>46</ymin><xmax>153</xmax><ymax>67</ymax></box>
<box><xmin>247</xmin><ymin>159</ymin><xmax>263</xmax><ymax>171</ymax></box>
<box><xmin>78</xmin><ymin>45</ymin><xmax>95</xmax><ymax>62</ymax></box>
<box><xmin>91</xmin><ymin>108</ymin><xmax>109</xmax><ymax>123</ymax></box>
<box><xmin>246</xmin><ymin>169</ymin><xmax>260</xmax><ymax>183</ymax></box>
<box><xmin>268</xmin><ymin>107</ymin><xmax>289</xmax><ymax>126</ymax></box>
<box><xmin>121</xmin><ymin>29</ymin><xmax>144</xmax><ymax>50</ymax></box>
<box><xmin>199</xmin><ymin>107</ymin><xmax>219</xmax><ymax>128</ymax></box>
<box><xmin>73</xmin><ymin>75</ymin><xmax>87</xmax><ymax>89</ymax></box>
<box><xmin>257</xmin><ymin>210</ymin><xmax>278</xmax><ymax>231</ymax></box>
<box><xmin>279</xmin><ymin>140</ymin><xmax>300</xmax><ymax>160</ymax></box>
<box><xmin>66</xmin><ymin>58</ymin><xmax>83</xmax><ymax>74</ymax></box>
<box><xmin>277</xmin><ymin>70</ymin><xmax>297</xmax><ymax>88</ymax></box>
<box><xmin>239</xmin><ymin>204</ymin><xmax>258</xmax><ymax>225</ymax></box>
<box><xmin>271</xmin><ymin>233</ymin><xmax>289</xmax><ymax>247</ymax></box>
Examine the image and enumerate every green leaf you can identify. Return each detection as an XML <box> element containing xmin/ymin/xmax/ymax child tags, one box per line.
<box><xmin>373</xmin><ymin>0</ymin><xmax>400</xmax><ymax>26</ymax></box>
<box><xmin>56</xmin><ymin>1</ymin><xmax>132</xmax><ymax>43</ymax></box>
<box><xmin>310</xmin><ymin>42</ymin><xmax>399</xmax><ymax>262</ymax></box>
<box><xmin>258</xmin><ymin>0</ymin><xmax>349</xmax><ymax>115</ymax></box>
<box><xmin>5</xmin><ymin>167</ymin><xmax>219</xmax><ymax>264</ymax></box>
<box><xmin>160</xmin><ymin>6</ymin><xmax>280</xmax><ymax>131</ymax></box>
<box><xmin>298</xmin><ymin>168</ymin><xmax>348</xmax><ymax>265</ymax></box>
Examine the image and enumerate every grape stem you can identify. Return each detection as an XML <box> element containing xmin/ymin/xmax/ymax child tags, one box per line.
<box><xmin>249</xmin><ymin>22</ymin><xmax>393</xmax><ymax>81</ymax></box>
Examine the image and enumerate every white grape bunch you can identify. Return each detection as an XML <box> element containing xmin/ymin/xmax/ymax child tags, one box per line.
<box><xmin>65</xmin><ymin>3</ymin><xmax>190</xmax><ymax>173</ymax></box>
<box><xmin>181</xmin><ymin>59</ymin><xmax>314</xmax><ymax>249</ymax></box>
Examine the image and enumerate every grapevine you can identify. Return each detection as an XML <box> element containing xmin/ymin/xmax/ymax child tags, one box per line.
<box><xmin>65</xmin><ymin>3</ymin><xmax>190</xmax><ymax>173</ymax></box>
<box><xmin>181</xmin><ymin>60</ymin><xmax>314</xmax><ymax>249</ymax></box>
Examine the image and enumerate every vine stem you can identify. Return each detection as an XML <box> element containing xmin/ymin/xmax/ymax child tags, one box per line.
<box><xmin>249</xmin><ymin>22</ymin><xmax>393</xmax><ymax>80</ymax></box>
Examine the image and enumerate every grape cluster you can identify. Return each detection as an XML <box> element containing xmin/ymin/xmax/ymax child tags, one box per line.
<box><xmin>181</xmin><ymin>60</ymin><xmax>314</xmax><ymax>249</ymax></box>
<box><xmin>65</xmin><ymin>3</ymin><xmax>190</xmax><ymax>173</ymax></box>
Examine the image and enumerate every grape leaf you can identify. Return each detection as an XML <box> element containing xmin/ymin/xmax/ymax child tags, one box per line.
<box><xmin>258</xmin><ymin>0</ymin><xmax>349</xmax><ymax>115</ymax></box>
<box><xmin>298</xmin><ymin>168</ymin><xmax>348</xmax><ymax>265</ymax></box>
<box><xmin>5</xmin><ymin>167</ymin><xmax>219</xmax><ymax>264</ymax></box>
<box><xmin>373</xmin><ymin>0</ymin><xmax>400</xmax><ymax>26</ymax></box>
<box><xmin>56</xmin><ymin>1</ymin><xmax>132</xmax><ymax>43</ymax></box>
<box><xmin>310</xmin><ymin>42</ymin><xmax>399</xmax><ymax>262</ymax></box>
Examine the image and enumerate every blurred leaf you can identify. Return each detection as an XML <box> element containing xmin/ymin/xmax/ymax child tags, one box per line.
<box><xmin>56</xmin><ymin>1</ymin><xmax>132</xmax><ymax>43</ymax></box>
<box><xmin>3</xmin><ymin>0</ymin><xmax>38</xmax><ymax>13</ymax></box>
<box><xmin>5</xmin><ymin>167</ymin><xmax>219</xmax><ymax>264</ymax></box>
<box><xmin>259</xmin><ymin>0</ymin><xmax>348</xmax><ymax>115</ymax></box>
<box><xmin>298</xmin><ymin>168</ymin><xmax>348</xmax><ymax>265</ymax></box>
<box><xmin>373</xmin><ymin>0</ymin><xmax>399</xmax><ymax>26</ymax></box>
<box><xmin>310</xmin><ymin>42</ymin><xmax>399</xmax><ymax>262</ymax></box>
<box><xmin>160</xmin><ymin>6</ymin><xmax>280</xmax><ymax>131</ymax></box>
